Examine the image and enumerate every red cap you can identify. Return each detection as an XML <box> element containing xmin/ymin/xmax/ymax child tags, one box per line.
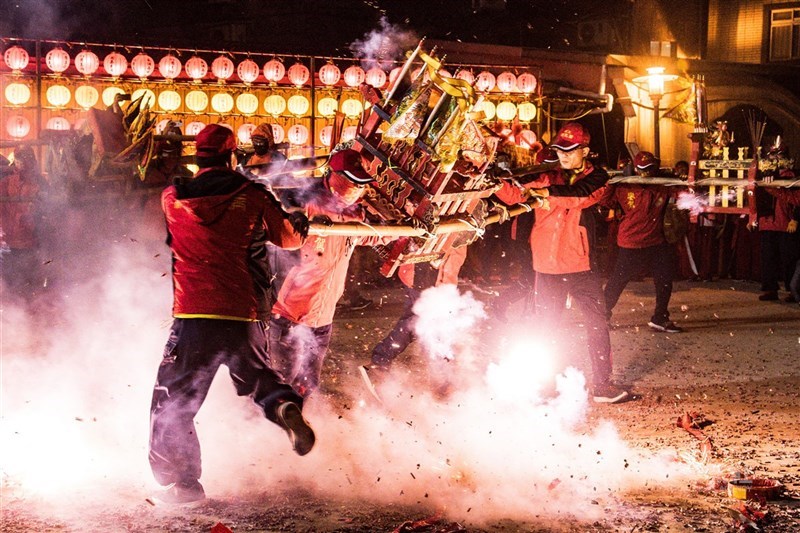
<box><xmin>195</xmin><ymin>124</ymin><xmax>236</xmax><ymax>157</ymax></box>
<box><xmin>633</xmin><ymin>151</ymin><xmax>660</xmax><ymax>170</ymax></box>
<box><xmin>251</xmin><ymin>123</ymin><xmax>275</xmax><ymax>144</ymax></box>
<box><xmin>550</xmin><ymin>122</ymin><xmax>590</xmax><ymax>151</ymax></box>
<box><xmin>535</xmin><ymin>147</ymin><xmax>559</xmax><ymax>164</ymax></box>
<box><xmin>328</xmin><ymin>149</ymin><xmax>373</xmax><ymax>184</ymax></box>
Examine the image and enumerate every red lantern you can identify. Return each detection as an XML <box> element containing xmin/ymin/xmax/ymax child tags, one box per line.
<box><xmin>131</xmin><ymin>52</ymin><xmax>155</xmax><ymax>79</ymax></box>
<box><xmin>271</xmin><ymin>124</ymin><xmax>285</xmax><ymax>144</ymax></box>
<box><xmin>211</xmin><ymin>55</ymin><xmax>234</xmax><ymax>81</ymax></box>
<box><xmin>4</xmin><ymin>45</ymin><xmax>29</xmax><ymax>71</ymax></box>
<box><xmin>365</xmin><ymin>67</ymin><xmax>386</xmax><ymax>88</ymax></box>
<box><xmin>45</xmin><ymin>47</ymin><xmax>70</xmax><ymax>74</ymax></box>
<box><xmin>237</xmin><ymin>58</ymin><xmax>260</xmax><ymax>84</ymax></box>
<box><xmin>158</xmin><ymin>54</ymin><xmax>182</xmax><ymax>79</ymax></box>
<box><xmin>103</xmin><ymin>51</ymin><xmax>128</xmax><ymax>78</ymax></box>
<box><xmin>455</xmin><ymin>69</ymin><xmax>475</xmax><ymax>85</ymax></box>
<box><xmin>75</xmin><ymin>50</ymin><xmax>100</xmax><ymax>76</ymax></box>
<box><xmin>475</xmin><ymin>71</ymin><xmax>496</xmax><ymax>92</ymax></box>
<box><xmin>496</xmin><ymin>72</ymin><xmax>517</xmax><ymax>93</ymax></box>
<box><xmin>263</xmin><ymin>59</ymin><xmax>285</xmax><ymax>83</ymax></box>
<box><xmin>6</xmin><ymin>115</ymin><xmax>31</xmax><ymax>138</ymax></box>
<box><xmin>288</xmin><ymin>124</ymin><xmax>309</xmax><ymax>145</ymax></box>
<box><xmin>287</xmin><ymin>62</ymin><xmax>310</xmax><ymax>87</ymax></box>
<box><xmin>46</xmin><ymin>117</ymin><xmax>71</xmax><ymax>131</ymax></box>
<box><xmin>185</xmin><ymin>55</ymin><xmax>208</xmax><ymax>81</ymax></box>
<box><xmin>516</xmin><ymin>72</ymin><xmax>537</xmax><ymax>94</ymax></box>
<box><xmin>319</xmin><ymin>125</ymin><xmax>333</xmax><ymax>147</ymax></box>
<box><xmin>389</xmin><ymin>67</ymin><xmax>402</xmax><ymax>85</ymax></box>
<box><xmin>319</xmin><ymin>62</ymin><xmax>341</xmax><ymax>86</ymax></box>
<box><xmin>185</xmin><ymin>121</ymin><xmax>205</xmax><ymax>136</ymax></box>
<box><xmin>344</xmin><ymin>65</ymin><xmax>366</xmax><ymax>87</ymax></box>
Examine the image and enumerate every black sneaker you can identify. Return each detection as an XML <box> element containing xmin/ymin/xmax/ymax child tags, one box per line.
<box><xmin>154</xmin><ymin>480</ymin><xmax>205</xmax><ymax>504</ymax></box>
<box><xmin>647</xmin><ymin>320</ymin><xmax>683</xmax><ymax>333</ymax></box>
<box><xmin>276</xmin><ymin>402</ymin><xmax>315</xmax><ymax>456</ymax></box>
<box><xmin>348</xmin><ymin>296</ymin><xmax>373</xmax><ymax>310</ymax></box>
<box><xmin>592</xmin><ymin>383</ymin><xmax>630</xmax><ymax>404</ymax></box>
<box><xmin>759</xmin><ymin>292</ymin><xmax>779</xmax><ymax>301</ymax></box>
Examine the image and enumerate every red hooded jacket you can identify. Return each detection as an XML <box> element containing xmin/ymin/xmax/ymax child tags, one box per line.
<box><xmin>598</xmin><ymin>184</ymin><xmax>671</xmax><ymax>248</ymax></box>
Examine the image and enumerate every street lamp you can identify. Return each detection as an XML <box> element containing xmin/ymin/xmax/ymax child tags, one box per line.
<box><xmin>634</xmin><ymin>66</ymin><xmax>678</xmax><ymax>158</ymax></box>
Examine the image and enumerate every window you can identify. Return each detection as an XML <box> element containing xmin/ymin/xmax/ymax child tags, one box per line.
<box><xmin>769</xmin><ymin>8</ymin><xmax>800</xmax><ymax>60</ymax></box>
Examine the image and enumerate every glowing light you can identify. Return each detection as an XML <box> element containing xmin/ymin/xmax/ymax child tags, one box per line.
<box><xmin>319</xmin><ymin>125</ymin><xmax>333</xmax><ymax>147</ymax></box>
<box><xmin>237</xmin><ymin>58</ymin><xmax>260</xmax><ymax>84</ymax></box>
<box><xmin>185</xmin><ymin>121</ymin><xmax>205</xmax><ymax>136</ymax></box>
<box><xmin>155</xmin><ymin>118</ymin><xmax>170</xmax><ymax>134</ymax></box>
<box><xmin>517</xmin><ymin>101</ymin><xmax>537</xmax><ymax>122</ymax></box>
<box><xmin>103</xmin><ymin>51</ymin><xmax>128</xmax><ymax>78</ymax></box>
<box><xmin>486</xmin><ymin>338</ymin><xmax>558</xmax><ymax>403</ymax></box>
<box><xmin>389</xmin><ymin>66</ymin><xmax>402</xmax><ymax>84</ymax></box>
<box><xmin>238</xmin><ymin>123</ymin><xmax>256</xmax><ymax>144</ymax></box>
<box><xmin>158</xmin><ymin>54</ymin><xmax>182</xmax><ymax>80</ymax></box>
<box><xmin>75</xmin><ymin>50</ymin><xmax>100</xmax><ymax>76</ymax></box>
<box><xmin>496</xmin><ymin>101</ymin><xmax>517</xmax><ymax>121</ymax></box>
<box><xmin>517</xmin><ymin>129</ymin><xmax>537</xmax><ymax>149</ymax></box>
<box><xmin>4</xmin><ymin>82</ymin><xmax>31</xmax><ymax>105</ymax></box>
<box><xmin>455</xmin><ymin>69</ymin><xmax>475</xmax><ymax>85</ymax></box>
<box><xmin>157</xmin><ymin>90</ymin><xmax>181</xmax><ymax>112</ymax></box>
<box><xmin>287</xmin><ymin>124</ymin><xmax>309</xmax><ymax>145</ymax></box>
<box><xmin>46</xmin><ymin>117</ymin><xmax>70</xmax><ymax>130</ymax></box>
<box><xmin>287</xmin><ymin>94</ymin><xmax>310</xmax><ymax>116</ymax></box>
<box><xmin>185</xmin><ymin>55</ymin><xmax>208</xmax><ymax>81</ymax></box>
<box><xmin>365</xmin><ymin>67</ymin><xmax>386</xmax><ymax>88</ymax></box>
<box><xmin>341</xmin><ymin>98</ymin><xmax>363</xmax><ymax>118</ymax></box>
<box><xmin>263</xmin><ymin>94</ymin><xmax>286</xmax><ymax>116</ymax></box>
<box><xmin>210</xmin><ymin>92</ymin><xmax>234</xmax><ymax>113</ymax></box>
<box><xmin>102</xmin><ymin>86</ymin><xmax>126</xmax><ymax>107</ymax></box>
<box><xmin>131</xmin><ymin>88</ymin><xmax>156</xmax><ymax>109</ymax></box>
<box><xmin>516</xmin><ymin>72</ymin><xmax>537</xmax><ymax>94</ymax></box>
<box><xmin>341</xmin><ymin>125</ymin><xmax>357</xmax><ymax>142</ymax></box>
<box><xmin>263</xmin><ymin>59</ymin><xmax>285</xmax><ymax>83</ymax></box>
<box><xmin>496</xmin><ymin>72</ymin><xmax>517</xmax><ymax>93</ymax></box>
<box><xmin>287</xmin><ymin>62</ymin><xmax>310</xmax><ymax>87</ymax></box>
<box><xmin>74</xmin><ymin>85</ymin><xmax>99</xmax><ymax>109</ymax></box>
<box><xmin>319</xmin><ymin>62</ymin><xmax>341</xmax><ymax>86</ymax></box>
<box><xmin>477</xmin><ymin>99</ymin><xmax>496</xmax><ymax>121</ymax></box>
<box><xmin>45</xmin><ymin>84</ymin><xmax>71</xmax><ymax>108</ymax></box>
<box><xmin>317</xmin><ymin>97</ymin><xmax>338</xmax><ymax>117</ymax></box>
<box><xmin>4</xmin><ymin>45</ymin><xmax>29</xmax><ymax>71</ymax></box>
<box><xmin>475</xmin><ymin>71</ymin><xmax>496</xmax><ymax>92</ymax></box>
<box><xmin>235</xmin><ymin>93</ymin><xmax>259</xmax><ymax>115</ymax></box>
<box><xmin>185</xmin><ymin>90</ymin><xmax>208</xmax><ymax>112</ymax></box>
<box><xmin>344</xmin><ymin>65</ymin><xmax>365</xmax><ymax>87</ymax></box>
<box><xmin>131</xmin><ymin>52</ymin><xmax>155</xmax><ymax>79</ymax></box>
<box><xmin>45</xmin><ymin>48</ymin><xmax>70</xmax><ymax>74</ymax></box>
<box><xmin>6</xmin><ymin>115</ymin><xmax>31</xmax><ymax>138</ymax></box>
<box><xmin>270</xmin><ymin>124</ymin><xmax>285</xmax><ymax>143</ymax></box>
<box><xmin>211</xmin><ymin>55</ymin><xmax>234</xmax><ymax>81</ymax></box>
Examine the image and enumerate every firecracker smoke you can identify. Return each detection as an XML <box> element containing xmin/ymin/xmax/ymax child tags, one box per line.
<box><xmin>1</xmin><ymin>199</ymin><xmax>697</xmax><ymax>528</ymax></box>
<box><xmin>676</xmin><ymin>190</ymin><xmax>709</xmax><ymax>216</ymax></box>
<box><xmin>349</xmin><ymin>16</ymin><xmax>420</xmax><ymax>71</ymax></box>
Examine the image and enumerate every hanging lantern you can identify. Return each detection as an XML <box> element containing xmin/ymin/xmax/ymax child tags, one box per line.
<box><xmin>477</xmin><ymin>100</ymin><xmax>496</xmax><ymax>121</ymax></box>
<box><xmin>237</xmin><ymin>58</ymin><xmax>260</xmax><ymax>84</ymax></box>
<box><xmin>159</xmin><ymin>54</ymin><xmax>182</xmax><ymax>80</ymax></box>
<box><xmin>46</xmin><ymin>117</ymin><xmax>71</xmax><ymax>131</ymax></box>
<box><xmin>341</xmin><ymin>125</ymin><xmax>357</xmax><ymax>142</ymax></box>
<box><xmin>496</xmin><ymin>72</ymin><xmax>517</xmax><ymax>93</ymax></box>
<box><xmin>185</xmin><ymin>55</ymin><xmax>208</xmax><ymax>81</ymax></box>
<box><xmin>185</xmin><ymin>121</ymin><xmax>205</xmax><ymax>136</ymax></box>
<box><xmin>341</xmin><ymin>98</ymin><xmax>363</xmax><ymax>118</ymax></box>
<box><xmin>131</xmin><ymin>52</ymin><xmax>155</xmax><ymax>79</ymax></box>
<box><xmin>4</xmin><ymin>45</ymin><xmax>30</xmax><ymax>72</ymax></box>
<box><xmin>389</xmin><ymin>66</ymin><xmax>402</xmax><ymax>85</ymax></box>
<box><xmin>455</xmin><ymin>69</ymin><xmax>475</xmax><ymax>85</ymax></box>
<box><xmin>516</xmin><ymin>72</ymin><xmax>537</xmax><ymax>94</ymax></box>
<box><xmin>517</xmin><ymin>101</ymin><xmax>537</xmax><ymax>122</ymax></box>
<box><xmin>319</xmin><ymin>125</ymin><xmax>333</xmax><ymax>147</ymax></box>
<box><xmin>75</xmin><ymin>50</ymin><xmax>100</xmax><ymax>76</ymax></box>
<box><xmin>287</xmin><ymin>124</ymin><xmax>309</xmax><ymax>145</ymax></box>
<box><xmin>103</xmin><ymin>51</ymin><xmax>128</xmax><ymax>78</ymax></box>
<box><xmin>237</xmin><ymin>123</ymin><xmax>256</xmax><ymax>144</ymax></box>
<box><xmin>263</xmin><ymin>58</ymin><xmax>285</xmax><ymax>83</ymax></box>
<box><xmin>4</xmin><ymin>82</ymin><xmax>31</xmax><ymax>106</ymax></box>
<box><xmin>475</xmin><ymin>71</ymin><xmax>496</xmax><ymax>92</ymax></box>
<box><xmin>287</xmin><ymin>62</ymin><xmax>310</xmax><ymax>87</ymax></box>
<box><xmin>343</xmin><ymin>65</ymin><xmax>366</xmax><ymax>87</ymax></box>
<box><xmin>158</xmin><ymin>90</ymin><xmax>182</xmax><ymax>112</ymax></box>
<box><xmin>102</xmin><ymin>86</ymin><xmax>126</xmax><ymax>107</ymax></box>
<box><xmin>317</xmin><ymin>97</ymin><xmax>338</xmax><ymax>117</ymax></box>
<box><xmin>155</xmin><ymin>119</ymin><xmax>171</xmax><ymax>134</ymax></box>
<box><xmin>211</xmin><ymin>92</ymin><xmax>234</xmax><ymax>113</ymax></box>
<box><xmin>235</xmin><ymin>93</ymin><xmax>259</xmax><ymax>115</ymax></box>
<box><xmin>211</xmin><ymin>55</ymin><xmax>234</xmax><ymax>81</ymax></box>
<box><xmin>517</xmin><ymin>129</ymin><xmax>537</xmax><ymax>149</ymax></box>
<box><xmin>319</xmin><ymin>62</ymin><xmax>341</xmax><ymax>86</ymax></box>
<box><xmin>45</xmin><ymin>47</ymin><xmax>70</xmax><ymax>74</ymax></box>
<box><xmin>75</xmin><ymin>85</ymin><xmax>99</xmax><ymax>109</ymax></box>
<box><xmin>185</xmin><ymin>90</ymin><xmax>209</xmax><ymax>112</ymax></box>
<box><xmin>271</xmin><ymin>124</ymin><xmax>285</xmax><ymax>144</ymax></box>
<box><xmin>263</xmin><ymin>94</ymin><xmax>286</xmax><ymax>116</ymax></box>
<box><xmin>287</xmin><ymin>94</ymin><xmax>310</xmax><ymax>116</ymax></box>
<box><xmin>131</xmin><ymin>88</ymin><xmax>156</xmax><ymax>109</ymax></box>
<box><xmin>6</xmin><ymin>115</ymin><xmax>31</xmax><ymax>138</ymax></box>
<box><xmin>46</xmin><ymin>84</ymin><xmax>71</xmax><ymax>107</ymax></box>
<box><xmin>365</xmin><ymin>67</ymin><xmax>387</xmax><ymax>88</ymax></box>
<box><xmin>496</xmin><ymin>101</ymin><xmax>517</xmax><ymax>121</ymax></box>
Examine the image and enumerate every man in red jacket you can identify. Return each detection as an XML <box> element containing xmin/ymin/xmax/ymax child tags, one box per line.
<box><xmin>601</xmin><ymin>151</ymin><xmax>683</xmax><ymax>333</ymax></box>
<box><xmin>149</xmin><ymin>124</ymin><xmax>315</xmax><ymax>504</ymax></box>
<box><xmin>496</xmin><ymin>122</ymin><xmax>628</xmax><ymax>404</ymax></box>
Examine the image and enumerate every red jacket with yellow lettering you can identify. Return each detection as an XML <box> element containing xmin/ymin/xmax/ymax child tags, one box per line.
<box><xmin>162</xmin><ymin>167</ymin><xmax>305</xmax><ymax>321</ymax></box>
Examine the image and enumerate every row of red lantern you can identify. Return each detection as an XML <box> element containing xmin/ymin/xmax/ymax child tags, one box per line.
<box><xmin>3</xmin><ymin>44</ymin><xmax>538</xmax><ymax>93</ymax></box>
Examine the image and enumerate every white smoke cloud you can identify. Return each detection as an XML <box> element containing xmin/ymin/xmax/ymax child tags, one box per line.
<box><xmin>349</xmin><ymin>16</ymin><xmax>420</xmax><ymax>71</ymax></box>
<box><xmin>676</xmin><ymin>190</ymin><xmax>708</xmax><ymax>216</ymax></box>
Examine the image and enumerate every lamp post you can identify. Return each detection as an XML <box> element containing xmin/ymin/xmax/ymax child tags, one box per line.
<box><xmin>634</xmin><ymin>66</ymin><xmax>677</xmax><ymax>159</ymax></box>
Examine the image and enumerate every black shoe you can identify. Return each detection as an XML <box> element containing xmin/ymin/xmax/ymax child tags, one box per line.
<box><xmin>348</xmin><ymin>296</ymin><xmax>373</xmax><ymax>310</ymax></box>
<box><xmin>276</xmin><ymin>402</ymin><xmax>315</xmax><ymax>456</ymax></box>
<box><xmin>154</xmin><ymin>480</ymin><xmax>205</xmax><ymax>504</ymax></box>
<box><xmin>647</xmin><ymin>320</ymin><xmax>683</xmax><ymax>333</ymax></box>
<box><xmin>783</xmin><ymin>294</ymin><xmax>797</xmax><ymax>303</ymax></box>
<box><xmin>592</xmin><ymin>383</ymin><xmax>630</xmax><ymax>404</ymax></box>
<box><xmin>759</xmin><ymin>292</ymin><xmax>779</xmax><ymax>301</ymax></box>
